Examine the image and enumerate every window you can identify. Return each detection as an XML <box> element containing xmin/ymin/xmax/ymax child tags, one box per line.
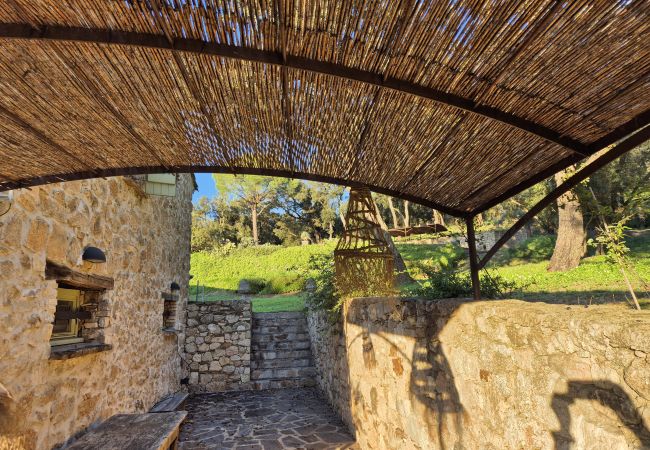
<box><xmin>51</xmin><ymin>287</ymin><xmax>85</xmax><ymax>346</ymax></box>
<box><xmin>145</xmin><ymin>173</ymin><xmax>177</xmax><ymax>197</ymax></box>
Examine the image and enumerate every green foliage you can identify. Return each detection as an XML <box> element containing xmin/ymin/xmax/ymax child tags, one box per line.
<box><xmin>588</xmin><ymin>220</ymin><xmax>630</xmax><ymax>265</ymax></box>
<box><xmin>259</xmin><ymin>274</ymin><xmax>304</xmax><ymax>294</ymax></box>
<box><xmin>502</xmin><ymin>235</ymin><xmax>556</xmax><ymax>264</ymax></box>
<box><xmin>409</xmin><ymin>265</ymin><xmax>521</xmax><ymax>300</ymax></box>
<box><xmin>304</xmin><ymin>254</ymin><xmax>341</xmax><ymax>314</ymax></box>
<box><xmin>402</xmin><ymin>243</ymin><xmax>466</xmax><ymax>278</ymax></box>
<box><xmin>240</xmin><ymin>278</ymin><xmax>267</xmax><ymax>294</ymax></box>
<box><xmin>190</xmin><ymin>240</ymin><xmax>337</xmax><ymax>293</ymax></box>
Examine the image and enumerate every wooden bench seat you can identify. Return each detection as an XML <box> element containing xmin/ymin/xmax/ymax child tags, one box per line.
<box><xmin>150</xmin><ymin>392</ymin><xmax>189</xmax><ymax>413</ymax></box>
<box><xmin>66</xmin><ymin>411</ymin><xmax>186</xmax><ymax>450</ymax></box>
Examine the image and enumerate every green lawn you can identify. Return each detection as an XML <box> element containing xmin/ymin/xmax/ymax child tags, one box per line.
<box><xmin>190</xmin><ymin>290</ymin><xmax>305</xmax><ymax>313</ymax></box>
<box><xmin>190</xmin><ymin>232</ymin><xmax>649</xmax><ymax>311</ymax></box>
<box><xmin>190</xmin><ymin>240</ymin><xmax>336</xmax><ymax>293</ymax></box>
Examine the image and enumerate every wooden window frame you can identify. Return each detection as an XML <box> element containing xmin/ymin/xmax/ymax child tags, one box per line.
<box><xmin>51</xmin><ymin>287</ymin><xmax>85</xmax><ymax>346</ymax></box>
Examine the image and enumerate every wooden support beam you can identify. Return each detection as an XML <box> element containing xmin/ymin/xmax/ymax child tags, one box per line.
<box><xmin>0</xmin><ymin>164</ymin><xmax>467</xmax><ymax>217</ymax></box>
<box><xmin>466</xmin><ymin>216</ymin><xmax>481</xmax><ymax>300</ymax></box>
<box><xmin>477</xmin><ymin>125</ymin><xmax>650</xmax><ymax>270</ymax></box>
<box><xmin>473</xmin><ymin>109</ymin><xmax>650</xmax><ymax>215</ymax></box>
<box><xmin>0</xmin><ymin>23</ymin><xmax>589</xmax><ymax>155</ymax></box>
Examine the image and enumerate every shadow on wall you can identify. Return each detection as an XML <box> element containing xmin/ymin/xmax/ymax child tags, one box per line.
<box><xmin>343</xmin><ymin>297</ymin><xmax>650</xmax><ymax>449</ymax></box>
<box><xmin>552</xmin><ymin>380</ymin><xmax>650</xmax><ymax>450</ymax></box>
<box><xmin>345</xmin><ymin>298</ymin><xmax>465</xmax><ymax>449</ymax></box>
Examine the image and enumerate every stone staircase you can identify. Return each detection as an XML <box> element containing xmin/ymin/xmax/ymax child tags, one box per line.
<box><xmin>250</xmin><ymin>311</ymin><xmax>317</xmax><ymax>390</ymax></box>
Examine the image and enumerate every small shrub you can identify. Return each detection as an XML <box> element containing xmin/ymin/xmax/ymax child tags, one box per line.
<box><xmin>304</xmin><ymin>254</ymin><xmax>340</xmax><ymax>313</ymax></box>
<box><xmin>505</xmin><ymin>235</ymin><xmax>555</xmax><ymax>264</ymax></box>
<box><xmin>410</xmin><ymin>265</ymin><xmax>521</xmax><ymax>300</ymax></box>
<box><xmin>240</xmin><ymin>278</ymin><xmax>267</xmax><ymax>294</ymax></box>
<box><xmin>259</xmin><ymin>274</ymin><xmax>304</xmax><ymax>294</ymax></box>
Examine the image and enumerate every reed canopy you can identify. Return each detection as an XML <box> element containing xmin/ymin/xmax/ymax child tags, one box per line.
<box><xmin>0</xmin><ymin>1</ymin><xmax>648</xmax><ymax>216</ymax></box>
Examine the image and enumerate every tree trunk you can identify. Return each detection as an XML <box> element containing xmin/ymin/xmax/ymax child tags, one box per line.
<box><xmin>251</xmin><ymin>204</ymin><xmax>259</xmax><ymax>245</ymax></box>
<box><xmin>548</xmin><ymin>170</ymin><xmax>585</xmax><ymax>271</ymax></box>
<box><xmin>328</xmin><ymin>221</ymin><xmax>334</xmax><ymax>239</ymax></box>
<box><xmin>373</xmin><ymin>201</ymin><xmax>389</xmax><ymax>231</ymax></box>
<box><xmin>339</xmin><ymin>208</ymin><xmax>347</xmax><ymax>230</ymax></box>
<box><xmin>388</xmin><ymin>198</ymin><xmax>399</xmax><ymax>228</ymax></box>
<box><xmin>403</xmin><ymin>200</ymin><xmax>410</xmax><ymax>228</ymax></box>
<box><xmin>432</xmin><ymin>209</ymin><xmax>445</xmax><ymax>226</ymax></box>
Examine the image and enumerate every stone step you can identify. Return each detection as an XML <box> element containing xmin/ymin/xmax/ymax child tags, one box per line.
<box><xmin>252</xmin><ymin>312</ymin><xmax>306</xmax><ymax>320</ymax></box>
<box><xmin>251</xmin><ymin>332</ymin><xmax>310</xmax><ymax>343</ymax></box>
<box><xmin>251</xmin><ymin>349</ymin><xmax>312</xmax><ymax>361</ymax></box>
<box><xmin>253</xmin><ymin>315</ymin><xmax>308</xmax><ymax>324</ymax></box>
<box><xmin>250</xmin><ymin>357</ymin><xmax>313</xmax><ymax>369</ymax></box>
<box><xmin>251</xmin><ymin>366</ymin><xmax>317</xmax><ymax>381</ymax></box>
<box><xmin>254</xmin><ymin>324</ymin><xmax>308</xmax><ymax>334</ymax></box>
<box><xmin>251</xmin><ymin>340</ymin><xmax>312</xmax><ymax>352</ymax></box>
<box><xmin>250</xmin><ymin>377</ymin><xmax>317</xmax><ymax>391</ymax></box>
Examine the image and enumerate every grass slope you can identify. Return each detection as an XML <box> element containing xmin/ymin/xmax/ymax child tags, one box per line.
<box><xmin>191</xmin><ymin>240</ymin><xmax>336</xmax><ymax>293</ymax></box>
<box><xmin>190</xmin><ymin>232</ymin><xmax>649</xmax><ymax>310</ymax></box>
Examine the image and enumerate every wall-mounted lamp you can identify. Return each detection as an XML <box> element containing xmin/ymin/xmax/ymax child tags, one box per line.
<box><xmin>82</xmin><ymin>246</ymin><xmax>106</xmax><ymax>264</ymax></box>
<box><xmin>170</xmin><ymin>282</ymin><xmax>180</xmax><ymax>291</ymax></box>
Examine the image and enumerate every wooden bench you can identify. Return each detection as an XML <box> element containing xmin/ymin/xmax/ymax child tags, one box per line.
<box><xmin>65</xmin><ymin>411</ymin><xmax>186</xmax><ymax>450</ymax></box>
<box><xmin>150</xmin><ymin>392</ymin><xmax>189</xmax><ymax>413</ymax></box>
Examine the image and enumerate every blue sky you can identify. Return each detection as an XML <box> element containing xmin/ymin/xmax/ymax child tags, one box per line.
<box><xmin>192</xmin><ymin>173</ymin><xmax>217</xmax><ymax>203</ymax></box>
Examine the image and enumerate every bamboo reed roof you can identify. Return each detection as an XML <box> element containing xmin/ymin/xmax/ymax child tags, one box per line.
<box><xmin>0</xmin><ymin>1</ymin><xmax>649</xmax><ymax>216</ymax></box>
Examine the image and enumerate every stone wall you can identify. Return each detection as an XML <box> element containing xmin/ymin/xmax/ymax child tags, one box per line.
<box><xmin>308</xmin><ymin>297</ymin><xmax>650</xmax><ymax>449</ymax></box>
<box><xmin>0</xmin><ymin>174</ymin><xmax>193</xmax><ymax>450</ymax></box>
<box><xmin>184</xmin><ymin>300</ymin><xmax>251</xmax><ymax>392</ymax></box>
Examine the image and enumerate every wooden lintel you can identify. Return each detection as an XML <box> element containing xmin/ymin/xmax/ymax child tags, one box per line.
<box><xmin>45</xmin><ymin>260</ymin><xmax>114</xmax><ymax>290</ymax></box>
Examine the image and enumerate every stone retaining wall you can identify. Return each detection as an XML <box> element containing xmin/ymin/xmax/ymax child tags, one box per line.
<box><xmin>307</xmin><ymin>297</ymin><xmax>650</xmax><ymax>449</ymax></box>
<box><xmin>184</xmin><ymin>300</ymin><xmax>251</xmax><ymax>392</ymax></box>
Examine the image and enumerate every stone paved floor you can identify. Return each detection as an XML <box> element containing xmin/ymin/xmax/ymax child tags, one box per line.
<box><xmin>179</xmin><ymin>388</ymin><xmax>357</xmax><ymax>449</ymax></box>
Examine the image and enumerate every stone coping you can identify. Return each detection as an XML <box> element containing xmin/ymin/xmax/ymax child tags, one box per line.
<box><xmin>49</xmin><ymin>342</ymin><xmax>112</xmax><ymax>360</ymax></box>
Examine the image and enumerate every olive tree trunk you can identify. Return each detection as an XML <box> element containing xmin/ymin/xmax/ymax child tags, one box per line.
<box><xmin>548</xmin><ymin>170</ymin><xmax>585</xmax><ymax>272</ymax></box>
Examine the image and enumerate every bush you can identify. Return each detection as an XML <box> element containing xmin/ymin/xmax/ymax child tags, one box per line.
<box><xmin>304</xmin><ymin>254</ymin><xmax>342</xmax><ymax>315</ymax></box>
<box><xmin>240</xmin><ymin>278</ymin><xmax>267</xmax><ymax>294</ymax></box>
<box><xmin>504</xmin><ymin>235</ymin><xmax>555</xmax><ymax>264</ymax></box>
<box><xmin>259</xmin><ymin>274</ymin><xmax>304</xmax><ymax>294</ymax></box>
<box><xmin>410</xmin><ymin>266</ymin><xmax>521</xmax><ymax>300</ymax></box>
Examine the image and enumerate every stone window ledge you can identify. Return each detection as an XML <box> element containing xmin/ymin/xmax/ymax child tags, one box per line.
<box><xmin>162</xmin><ymin>327</ymin><xmax>179</xmax><ymax>335</ymax></box>
<box><xmin>50</xmin><ymin>342</ymin><xmax>112</xmax><ymax>360</ymax></box>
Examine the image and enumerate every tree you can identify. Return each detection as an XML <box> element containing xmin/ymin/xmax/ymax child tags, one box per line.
<box><xmin>403</xmin><ymin>200</ymin><xmax>410</xmax><ymax>228</ymax></box>
<box><xmin>548</xmin><ymin>169</ymin><xmax>585</xmax><ymax>271</ymax></box>
<box><xmin>387</xmin><ymin>198</ymin><xmax>399</xmax><ymax>228</ymax></box>
<box><xmin>312</xmin><ymin>183</ymin><xmax>346</xmax><ymax>239</ymax></box>
<box><xmin>213</xmin><ymin>174</ymin><xmax>276</xmax><ymax>245</ymax></box>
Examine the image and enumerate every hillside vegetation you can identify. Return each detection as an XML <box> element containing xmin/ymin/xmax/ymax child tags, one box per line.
<box><xmin>190</xmin><ymin>233</ymin><xmax>649</xmax><ymax>308</ymax></box>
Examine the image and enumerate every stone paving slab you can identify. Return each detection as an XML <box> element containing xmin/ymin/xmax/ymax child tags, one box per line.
<box><xmin>179</xmin><ymin>388</ymin><xmax>357</xmax><ymax>450</ymax></box>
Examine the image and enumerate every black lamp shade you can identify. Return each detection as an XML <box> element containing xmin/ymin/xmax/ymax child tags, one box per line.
<box><xmin>170</xmin><ymin>282</ymin><xmax>180</xmax><ymax>291</ymax></box>
<box><xmin>82</xmin><ymin>246</ymin><xmax>106</xmax><ymax>263</ymax></box>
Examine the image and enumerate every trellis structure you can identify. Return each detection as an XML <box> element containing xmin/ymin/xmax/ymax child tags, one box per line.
<box><xmin>0</xmin><ymin>1</ymin><xmax>649</xmax><ymax>298</ymax></box>
<box><xmin>334</xmin><ymin>187</ymin><xmax>394</xmax><ymax>296</ymax></box>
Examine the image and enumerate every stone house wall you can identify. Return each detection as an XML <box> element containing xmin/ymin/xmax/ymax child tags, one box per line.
<box><xmin>184</xmin><ymin>300</ymin><xmax>251</xmax><ymax>392</ymax></box>
<box><xmin>0</xmin><ymin>174</ymin><xmax>193</xmax><ymax>450</ymax></box>
<box><xmin>308</xmin><ymin>297</ymin><xmax>650</xmax><ymax>449</ymax></box>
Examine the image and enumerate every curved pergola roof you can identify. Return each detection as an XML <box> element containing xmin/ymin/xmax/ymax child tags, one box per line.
<box><xmin>0</xmin><ymin>1</ymin><xmax>648</xmax><ymax>216</ymax></box>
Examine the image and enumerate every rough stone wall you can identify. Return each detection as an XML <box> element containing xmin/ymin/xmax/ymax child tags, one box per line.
<box><xmin>184</xmin><ymin>301</ymin><xmax>251</xmax><ymax>392</ymax></box>
<box><xmin>308</xmin><ymin>297</ymin><xmax>650</xmax><ymax>450</ymax></box>
<box><xmin>0</xmin><ymin>175</ymin><xmax>193</xmax><ymax>450</ymax></box>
